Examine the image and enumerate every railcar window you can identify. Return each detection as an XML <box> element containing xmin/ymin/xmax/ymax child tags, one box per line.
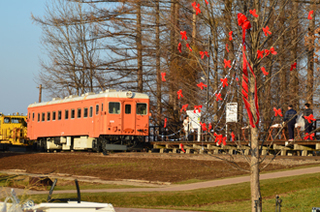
<box><xmin>42</xmin><ymin>113</ymin><xmax>45</xmax><ymax>122</ymax></box>
<box><xmin>11</xmin><ymin>118</ymin><xmax>22</xmax><ymax>124</ymax></box>
<box><xmin>38</xmin><ymin>113</ymin><xmax>40</xmax><ymax>122</ymax></box>
<box><xmin>71</xmin><ymin>109</ymin><xmax>75</xmax><ymax>119</ymax></box>
<box><xmin>77</xmin><ymin>108</ymin><xmax>81</xmax><ymax>118</ymax></box>
<box><xmin>125</xmin><ymin>104</ymin><xmax>131</xmax><ymax>114</ymax></box>
<box><xmin>32</xmin><ymin>113</ymin><xmax>34</xmax><ymax>121</ymax></box>
<box><xmin>4</xmin><ymin>117</ymin><xmax>10</xmax><ymax>124</ymax></box>
<box><xmin>84</xmin><ymin>108</ymin><xmax>88</xmax><ymax>118</ymax></box>
<box><xmin>47</xmin><ymin>112</ymin><xmax>51</xmax><ymax>121</ymax></box>
<box><xmin>109</xmin><ymin>102</ymin><xmax>120</xmax><ymax>114</ymax></box>
<box><xmin>58</xmin><ymin>111</ymin><xmax>62</xmax><ymax>120</ymax></box>
<box><xmin>90</xmin><ymin>106</ymin><xmax>93</xmax><ymax>117</ymax></box>
<box><xmin>52</xmin><ymin>111</ymin><xmax>56</xmax><ymax>121</ymax></box>
<box><xmin>65</xmin><ymin>110</ymin><xmax>69</xmax><ymax>120</ymax></box>
<box><xmin>137</xmin><ymin>103</ymin><xmax>147</xmax><ymax>115</ymax></box>
<box><xmin>96</xmin><ymin>105</ymin><xmax>99</xmax><ymax>115</ymax></box>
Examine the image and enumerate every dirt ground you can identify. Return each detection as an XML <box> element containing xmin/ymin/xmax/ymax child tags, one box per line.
<box><xmin>1</xmin><ymin>152</ymin><xmax>320</xmax><ymax>183</ymax></box>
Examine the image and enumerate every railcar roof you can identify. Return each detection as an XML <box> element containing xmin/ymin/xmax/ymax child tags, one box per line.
<box><xmin>28</xmin><ymin>90</ymin><xmax>149</xmax><ymax>108</ymax></box>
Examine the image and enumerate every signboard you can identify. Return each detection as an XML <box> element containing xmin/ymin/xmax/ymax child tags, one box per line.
<box><xmin>226</xmin><ymin>102</ymin><xmax>238</xmax><ymax>123</ymax></box>
<box><xmin>186</xmin><ymin>110</ymin><xmax>201</xmax><ymax>141</ymax></box>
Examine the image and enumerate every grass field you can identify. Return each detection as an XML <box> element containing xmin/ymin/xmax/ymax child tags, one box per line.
<box><xmin>20</xmin><ymin>172</ymin><xmax>320</xmax><ymax>212</ymax></box>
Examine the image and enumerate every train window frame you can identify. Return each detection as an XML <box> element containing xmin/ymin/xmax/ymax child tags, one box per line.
<box><xmin>77</xmin><ymin>108</ymin><xmax>81</xmax><ymax>118</ymax></box>
<box><xmin>47</xmin><ymin>112</ymin><xmax>51</xmax><ymax>121</ymax></box>
<box><xmin>65</xmin><ymin>110</ymin><xmax>69</xmax><ymax>120</ymax></box>
<box><xmin>84</xmin><ymin>108</ymin><xmax>88</xmax><ymax>118</ymax></box>
<box><xmin>32</xmin><ymin>113</ymin><xmax>35</xmax><ymax>121</ymax></box>
<box><xmin>38</xmin><ymin>113</ymin><xmax>40</xmax><ymax>122</ymax></box>
<box><xmin>96</xmin><ymin>104</ymin><xmax>99</xmax><ymax>115</ymax></box>
<box><xmin>90</xmin><ymin>106</ymin><xmax>93</xmax><ymax>117</ymax></box>
<box><xmin>52</xmin><ymin>111</ymin><xmax>56</xmax><ymax>121</ymax></box>
<box><xmin>71</xmin><ymin>109</ymin><xmax>75</xmax><ymax>119</ymax></box>
<box><xmin>58</xmin><ymin>111</ymin><xmax>62</xmax><ymax>120</ymax></box>
<box><xmin>136</xmin><ymin>103</ymin><xmax>147</xmax><ymax>115</ymax></box>
<box><xmin>109</xmin><ymin>102</ymin><xmax>120</xmax><ymax>114</ymax></box>
<box><xmin>42</xmin><ymin>113</ymin><xmax>45</xmax><ymax>122</ymax></box>
<box><xmin>4</xmin><ymin>117</ymin><xmax>10</xmax><ymax>124</ymax></box>
<box><xmin>101</xmin><ymin>103</ymin><xmax>104</xmax><ymax>112</ymax></box>
<box><xmin>125</xmin><ymin>104</ymin><xmax>131</xmax><ymax>114</ymax></box>
<box><xmin>29</xmin><ymin>113</ymin><xmax>30</xmax><ymax>119</ymax></box>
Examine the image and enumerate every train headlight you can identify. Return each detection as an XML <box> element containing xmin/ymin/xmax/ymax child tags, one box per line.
<box><xmin>126</xmin><ymin>91</ymin><xmax>133</xmax><ymax>98</ymax></box>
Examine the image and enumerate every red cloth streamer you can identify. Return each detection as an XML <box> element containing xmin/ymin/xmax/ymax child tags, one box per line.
<box><xmin>273</xmin><ymin>107</ymin><xmax>283</xmax><ymax>117</ymax></box>
<box><xmin>224</xmin><ymin>59</ymin><xmax>231</xmax><ymax>68</ymax></box>
<box><xmin>270</xmin><ymin>47</ymin><xmax>277</xmax><ymax>55</ymax></box>
<box><xmin>304</xmin><ymin>133</ymin><xmax>315</xmax><ymax>140</ymax></box>
<box><xmin>263</xmin><ymin>26</ymin><xmax>272</xmax><ymax>37</ymax></box>
<box><xmin>238</xmin><ymin>13</ymin><xmax>259</xmax><ymax>128</ymax></box>
<box><xmin>290</xmin><ymin>62</ymin><xmax>297</xmax><ymax>71</ymax></box>
<box><xmin>215</xmin><ymin>93</ymin><xmax>222</xmax><ymax>101</ymax></box>
<box><xmin>214</xmin><ymin>133</ymin><xmax>223</xmax><ymax>144</ymax></box>
<box><xmin>194</xmin><ymin>105</ymin><xmax>202</xmax><ymax>113</ymax></box>
<box><xmin>186</xmin><ymin>43</ymin><xmax>192</xmax><ymax>52</ymax></box>
<box><xmin>226</xmin><ymin>44</ymin><xmax>229</xmax><ymax>53</ymax></box>
<box><xmin>192</xmin><ymin>2</ymin><xmax>201</xmax><ymax>15</ymax></box>
<box><xmin>200</xmin><ymin>122</ymin><xmax>207</xmax><ymax>131</ymax></box>
<box><xmin>264</xmin><ymin>49</ymin><xmax>270</xmax><ymax>57</ymax></box>
<box><xmin>178</xmin><ymin>42</ymin><xmax>182</xmax><ymax>53</ymax></box>
<box><xmin>261</xmin><ymin>67</ymin><xmax>269</xmax><ymax>76</ymax></box>
<box><xmin>249</xmin><ymin>9</ymin><xmax>259</xmax><ymax>18</ymax></box>
<box><xmin>177</xmin><ymin>89</ymin><xmax>183</xmax><ymax>99</ymax></box>
<box><xmin>204</xmin><ymin>0</ymin><xmax>209</xmax><ymax>4</ymax></box>
<box><xmin>208</xmin><ymin>123</ymin><xmax>212</xmax><ymax>130</ymax></box>
<box><xmin>308</xmin><ymin>10</ymin><xmax>314</xmax><ymax>20</ymax></box>
<box><xmin>220</xmin><ymin>77</ymin><xmax>228</xmax><ymax>87</ymax></box>
<box><xmin>180</xmin><ymin>143</ymin><xmax>186</xmax><ymax>153</ymax></box>
<box><xmin>199</xmin><ymin>51</ymin><xmax>209</xmax><ymax>59</ymax></box>
<box><xmin>164</xmin><ymin>118</ymin><xmax>167</xmax><ymax>128</ymax></box>
<box><xmin>229</xmin><ymin>31</ymin><xmax>233</xmax><ymax>41</ymax></box>
<box><xmin>231</xmin><ymin>132</ymin><xmax>235</xmax><ymax>142</ymax></box>
<box><xmin>197</xmin><ymin>82</ymin><xmax>207</xmax><ymax>90</ymax></box>
<box><xmin>180</xmin><ymin>104</ymin><xmax>189</xmax><ymax>112</ymax></box>
<box><xmin>161</xmin><ymin>72</ymin><xmax>166</xmax><ymax>81</ymax></box>
<box><xmin>180</xmin><ymin>31</ymin><xmax>187</xmax><ymax>40</ymax></box>
<box><xmin>304</xmin><ymin>114</ymin><xmax>316</xmax><ymax>123</ymax></box>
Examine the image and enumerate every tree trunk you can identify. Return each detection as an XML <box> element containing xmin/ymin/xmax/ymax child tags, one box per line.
<box><xmin>156</xmin><ymin>0</ymin><xmax>161</xmax><ymax>126</ymax></box>
<box><xmin>307</xmin><ymin>0</ymin><xmax>315</xmax><ymax>105</ymax></box>
<box><xmin>136</xmin><ymin>0</ymin><xmax>143</xmax><ymax>92</ymax></box>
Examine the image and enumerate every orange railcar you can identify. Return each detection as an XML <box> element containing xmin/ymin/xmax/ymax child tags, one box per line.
<box><xmin>27</xmin><ymin>90</ymin><xmax>149</xmax><ymax>153</ymax></box>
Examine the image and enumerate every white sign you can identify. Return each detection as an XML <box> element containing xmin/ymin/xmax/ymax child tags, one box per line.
<box><xmin>226</xmin><ymin>102</ymin><xmax>238</xmax><ymax>123</ymax></box>
<box><xmin>186</xmin><ymin>110</ymin><xmax>201</xmax><ymax>142</ymax></box>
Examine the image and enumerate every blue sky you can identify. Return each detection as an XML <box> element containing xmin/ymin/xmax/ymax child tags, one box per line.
<box><xmin>0</xmin><ymin>1</ymin><xmax>46</xmax><ymax>115</ymax></box>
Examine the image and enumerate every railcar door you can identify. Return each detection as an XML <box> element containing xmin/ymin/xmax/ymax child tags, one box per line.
<box><xmin>122</xmin><ymin>101</ymin><xmax>135</xmax><ymax>134</ymax></box>
<box><xmin>135</xmin><ymin>102</ymin><xmax>148</xmax><ymax>136</ymax></box>
<box><xmin>93</xmin><ymin>102</ymin><xmax>100</xmax><ymax>137</ymax></box>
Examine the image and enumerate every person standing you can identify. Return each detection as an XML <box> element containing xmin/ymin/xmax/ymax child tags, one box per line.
<box><xmin>303</xmin><ymin>103</ymin><xmax>313</xmax><ymax>135</ymax></box>
<box><xmin>283</xmin><ymin>105</ymin><xmax>297</xmax><ymax>141</ymax></box>
<box><xmin>183</xmin><ymin>116</ymin><xmax>192</xmax><ymax>141</ymax></box>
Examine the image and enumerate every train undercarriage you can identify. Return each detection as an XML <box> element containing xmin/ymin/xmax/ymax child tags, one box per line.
<box><xmin>36</xmin><ymin>135</ymin><xmax>150</xmax><ymax>155</ymax></box>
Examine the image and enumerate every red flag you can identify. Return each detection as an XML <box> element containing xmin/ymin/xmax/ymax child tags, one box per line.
<box><xmin>263</xmin><ymin>26</ymin><xmax>272</xmax><ymax>37</ymax></box>
<box><xmin>261</xmin><ymin>67</ymin><xmax>269</xmax><ymax>76</ymax></box>
<box><xmin>180</xmin><ymin>104</ymin><xmax>189</xmax><ymax>112</ymax></box>
<box><xmin>194</xmin><ymin>105</ymin><xmax>202</xmax><ymax>113</ymax></box>
<box><xmin>178</xmin><ymin>42</ymin><xmax>182</xmax><ymax>53</ymax></box>
<box><xmin>224</xmin><ymin>59</ymin><xmax>231</xmax><ymax>68</ymax></box>
<box><xmin>161</xmin><ymin>72</ymin><xmax>166</xmax><ymax>81</ymax></box>
<box><xmin>308</xmin><ymin>10</ymin><xmax>314</xmax><ymax>20</ymax></box>
<box><xmin>197</xmin><ymin>82</ymin><xmax>207</xmax><ymax>90</ymax></box>
<box><xmin>273</xmin><ymin>107</ymin><xmax>283</xmax><ymax>117</ymax></box>
<box><xmin>304</xmin><ymin>114</ymin><xmax>316</xmax><ymax>123</ymax></box>
<box><xmin>177</xmin><ymin>89</ymin><xmax>183</xmax><ymax>99</ymax></box>
<box><xmin>249</xmin><ymin>9</ymin><xmax>258</xmax><ymax>18</ymax></box>
<box><xmin>180</xmin><ymin>31</ymin><xmax>187</xmax><ymax>40</ymax></box>
<box><xmin>290</xmin><ymin>62</ymin><xmax>297</xmax><ymax>71</ymax></box>
<box><xmin>220</xmin><ymin>77</ymin><xmax>228</xmax><ymax>87</ymax></box>
<box><xmin>215</xmin><ymin>93</ymin><xmax>222</xmax><ymax>101</ymax></box>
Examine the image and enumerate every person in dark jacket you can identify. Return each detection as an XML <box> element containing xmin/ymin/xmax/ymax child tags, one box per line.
<box><xmin>283</xmin><ymin>105</ymin><xmax>297</xmax><ymax>141</ymax></box>
<box><xmin>303</xmin><ymin>103</ymin><xmax>313</xmax><ymax>135</ymax></box>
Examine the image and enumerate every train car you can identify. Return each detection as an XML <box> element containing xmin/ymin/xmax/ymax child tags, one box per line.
<box><xmin>27</xmin><ymin>90</ymin><xmax>150</xmax><ymax>154</ymax></box>
<box><xmin>0</xmin><ymin>112</ymin><xmax>30</xmax><ymax>147</ymax></box>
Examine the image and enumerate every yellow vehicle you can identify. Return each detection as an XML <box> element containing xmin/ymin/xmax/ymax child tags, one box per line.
<box><xmin>0</xmin><ymin>112</ymin><xmax>30</xmax><ymax>146</ymax></box>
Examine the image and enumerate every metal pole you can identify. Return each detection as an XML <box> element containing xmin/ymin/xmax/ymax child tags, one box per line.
<box><xmin>38</xmin><ymin>84</ymin><xmax>42</xmax><ymax>103</ymax></box>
